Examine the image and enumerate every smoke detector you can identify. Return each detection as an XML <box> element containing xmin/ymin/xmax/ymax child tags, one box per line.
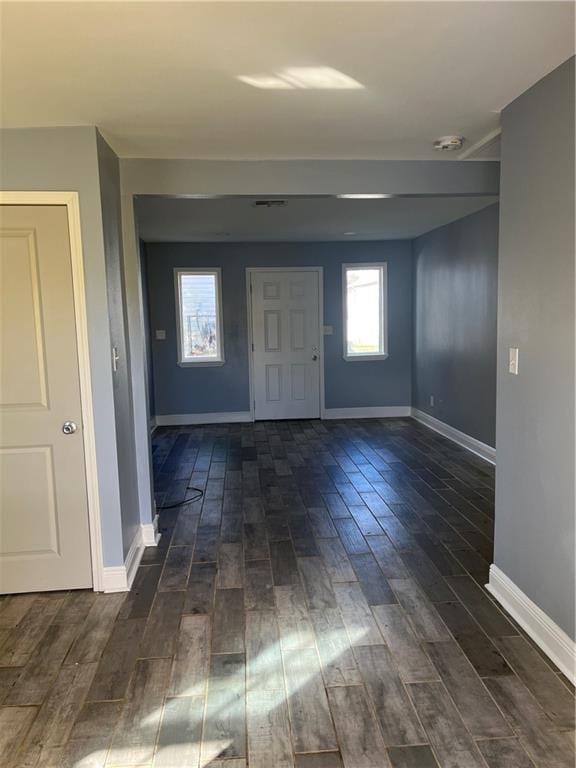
<box><xmin>433</xmin><ymin>136</ymin><xmax>465</xmax><ymax>152</ymax></box>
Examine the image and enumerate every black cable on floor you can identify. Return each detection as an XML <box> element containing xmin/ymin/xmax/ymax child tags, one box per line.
<box><xmin>156</xmin><ymin>486</ymin><xmax>204</xmax><ymax>510</ymax></box>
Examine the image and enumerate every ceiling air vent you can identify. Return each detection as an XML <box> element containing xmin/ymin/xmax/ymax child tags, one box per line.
<box><xmin>253</xmin><ymin>199</ymin><xmax>287</xmax><ymax>208</ymax></box>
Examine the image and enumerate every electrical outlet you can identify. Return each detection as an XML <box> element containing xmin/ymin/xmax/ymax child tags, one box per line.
<box><xmin>509</xmin><ymin>347</ymin><xmax>519</xmax><ymax>375</ymax></box>
<box><xmin>155</xmin><ymin>329</ymin><xmax>166</xmax><ymax>340</ymax></box>
<box><xmin>112</xmin><ymin>346</ymin><xmax>119</xmax><ymax>372</ymax></box>
<box><xmin>429</xmin><ymin>395</ymin><xmax>435</xmax><ymax>407</ymax></box>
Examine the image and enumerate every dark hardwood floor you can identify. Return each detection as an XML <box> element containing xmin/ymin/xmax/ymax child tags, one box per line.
<box><xmin>1</xmin><ymin>418</ymin><xmax>574</xmax><ymax>767</ymax></box>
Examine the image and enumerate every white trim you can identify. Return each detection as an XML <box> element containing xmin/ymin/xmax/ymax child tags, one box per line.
<box><xmin>318</xmin><ymin>271</ymin><xmax>325</xmax><ymax>420</ymax></box>
<box><xmin>124</xmin><ymin>526</ymin><xmax>144</xmax><ymax>589</ymax></box>
<box><xmin>246</xmin><ymin>272</ymin><xmax>255</xmax><ymax>419</ymax></box>
<box><xmin>411</xmin><ymin>408</ymin><xmax>495</xmax><ymax>464</ymax></box>
<box><xmin>101</xmin><ymin>566</ymin><xmax>128</xmax><ymax>593</ymax></box>
<box><xmin>487</xmin><ymin>565</ymin><xmax>576</xmax><ymax>684</ymax></box>
<box><xmin>342</xmin><ymin>262</ymin><xmax>388</xmax><ymax>361</ymax></box>
<box><xmin>149</xmin><ymin>417</ymin><xmax>157</xmax><ymax>433</ymax></box>
<box><xmin>323</xmin><ymin>406</ymin><xmax>411</xmax><ymax>419</ymax></box>
<box><xmin>142</xmin><ymin>515</ymin><xmax>161</xmax><ymax>546</ymax></box>
<box><xmin>102</xmin><ymin>525</ymin><xmax>144</xmax><ymax>593</ymax></box>
<box><xmin>155</xmin><ymin>411</ymin><xmax>252</xmax><ymax>426</ymax></box>
<box><xmin>155</xmin><ymin>407</ymin><xmax>414</xmax><ymax>425</ymax></box>
<box><xmin>0</xmin><ymin>192</ymin><xmax>105</xmax><ymax>592</ymax></box>
<box><xmin>174</xmin><ymin>267</ymin><xmax>224</xmax><ymax>365</ymax></box>
<box><xmin>458</xmin><ymin>127</ymin><xmax>502</xmax><ymax>161</ymax></box>
<box><xmin>246</xmin><ymin>266</ymin><xmax>325</xmax><ymax>421</ymax></box>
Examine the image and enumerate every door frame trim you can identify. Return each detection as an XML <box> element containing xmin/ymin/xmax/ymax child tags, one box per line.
<box><xmin>0</xmin><ymin>191</ymin><xmax>104</xmax><ymax>591</ymax></box>
<box><xmin>246</xmin><ymin>266</ymin><xmax>325</xmax><ymax>422</ymax></box>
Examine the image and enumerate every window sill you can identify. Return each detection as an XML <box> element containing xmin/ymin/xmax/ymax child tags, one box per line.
<box><xmin>343</xmin><ymin>353</ymin><xmax>389</xmax><ymax>362</ymax></box>
<box><xmin>178</xmin><ymin>360</ymin><xmax>226</xmax><ymax>368</ymax></box>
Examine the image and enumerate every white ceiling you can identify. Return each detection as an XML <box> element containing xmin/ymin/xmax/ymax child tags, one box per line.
<box><xmin>135</xmin><ymin>195</ymin><xmax>499</xmax><ymax>241</ymax></box>
<box><xmin>1</xmin><ymin>1</ymin><xmax>573</xmax><ymax>160</ymax></box>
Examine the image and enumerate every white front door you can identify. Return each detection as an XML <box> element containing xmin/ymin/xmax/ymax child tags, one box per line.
<box><xmin>0</xmin><ymin>205</ymin><xmax>92</xmax><ymax>593</ymax></box>
<box><xmin>250</xmin><ymin>269</ymin><xmax>321</xmax><ymax>420</ymax></box>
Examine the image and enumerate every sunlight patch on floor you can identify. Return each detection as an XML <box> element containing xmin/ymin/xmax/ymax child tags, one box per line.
<box><xmin>100</xmin><ymin>627</ymin><xmax>364</xmax><ymax>767</ymax></box>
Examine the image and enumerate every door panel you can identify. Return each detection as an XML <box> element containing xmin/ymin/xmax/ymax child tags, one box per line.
<box><xmin>251</xmin><ymin>270</ymin><xmax>320</xmax><ymax>420</ymax></box>
<box><xmin>0</xmin><ymin>230</ymin><xmax>48</xmax><ymax>408</ymax></box>
<box><xmin>0</xmin><ymin>205</ymin><xmax>92</xmax><ymax>593</ymax></box>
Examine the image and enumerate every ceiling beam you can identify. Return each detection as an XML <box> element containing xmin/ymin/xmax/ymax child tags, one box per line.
<box><xmin>121</xmin><ymin>158</ymin><xmax>500</xmax><ymax>198</ymax></box>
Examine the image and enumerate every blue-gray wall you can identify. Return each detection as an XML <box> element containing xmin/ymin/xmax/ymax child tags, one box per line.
<box><xmin>495</xmin><ymin>57</ymin><xmax>575</xmax><ymax>639</ymax></box>
<box><xmin>413</xmin><ymin>204</ymin><xmax>499</xmax><ymax>447</ymax></box>
<box><xmin>97</xmin><ymin>133</ymin><xmax>141</xmax><ymax>559</ymax></box>
<box><xmin>0</xmin><ymin>127</ymin><xmax>126</xmax><ymax>567</ymax></box>
<box><xmin>144</xmin><ymin>241</ymin><xmax>413</xmax><ymax>415</ymax></box>
<box><xmin>139</xmin><ymin>241</ymin><xmax>156</xmax><ymax>418</ymax></box>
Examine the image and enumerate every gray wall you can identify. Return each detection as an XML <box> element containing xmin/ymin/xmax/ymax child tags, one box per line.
<box><xmin>495</xmin><ymin>57</ymin><xmax>575</xmax><ymax>638</ymax></box>
<box><xmin>144</xmin><ymin>241</ymin><xmax>413</xmax><ymax>415</ymax></box>
<box><xmin>0</xmin><ymin>127</ymin><xmax>125</xmax><ymax>567</ymax></box>
<box><xmin>413</xmin><ymin>204</ymin><xmax>499</xmax><ymax>446</ymax></box>
<box><xmin>97</xmin><ymin>133</ymin><xmax>141</xmax><ymax>559</ymax></box>
<box><xmin>139</xmin><ymin>241</ymin><xmax>156</xmax><ymax>418</ymax></box>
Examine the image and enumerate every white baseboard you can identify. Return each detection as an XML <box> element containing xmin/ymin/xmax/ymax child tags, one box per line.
<box><xmin>101</xmin><ymin>566</ymin><xmax>129</xmax><ymax>593</ymax></box>
<box><xmin>411</xmin><ymin>408</ymin><xmax>495</xmax><ymax>464</ymax></box>
<box><xmin>124</xmin><ymin>527</ymin><xmax>144</xmax><ymax>589</ymax></box>
<box><xmin>149</xmin><ymin>417</ymin><xmax>157</xmax><ymax>433</ymax></box>
<box><xmin>156</xmin><ymin>406</ymin><xmax>412</xmax><ymax>425</ymax></box>
<box><xmin>322</xmin><ymin>406</ymin><xmax>412</xmax><ymax>420</ymax></box>
<box><xmin>487</xmin><ymin>565</ymin><xmax>576</xmax><ymax>684</ymax></box>
<box><xmin>155</xmin><ymin>411</ymin><xmax>252</xmax><ymax>426</ymax></box>
<box><xmin>101</xmin><ymin>525</ymin><xmax>146</xmax><ymax>593</ymax></box>
<box><xmin>142</xmin><ymin>515</ymin><xmax>161</xmax><ymax>546</ymax></box>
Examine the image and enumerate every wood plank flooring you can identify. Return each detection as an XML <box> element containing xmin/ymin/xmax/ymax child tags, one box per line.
<box><xmin>1</xmin><ymin>417</ymin><xmax>574</xmax><ymax>767</ymax></box>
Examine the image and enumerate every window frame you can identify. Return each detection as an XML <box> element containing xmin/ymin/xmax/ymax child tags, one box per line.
<box><xmin>342</xmin><ymin>262</ymin><xmax>388</xmax><ymax>362</ymax></box>
<box><xmin>174</xmin><ymin>267</ymin><xmax>225</xmax><ymax>367</ymax></box>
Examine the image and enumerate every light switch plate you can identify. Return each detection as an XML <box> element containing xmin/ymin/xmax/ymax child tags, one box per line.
<box><xmin>156</xmin><ymin>329</ymin><xmax>166</xmax><ymax>340</ymax></box>
<box><xmin>323</xmin><ymin>325</ymin><xmax>333</xmax><ymax>336</ymax></box>
<box><xmin>509</xmin><ymin>347</ymin><xmax>519</xmax><ymax>375</ymax></box>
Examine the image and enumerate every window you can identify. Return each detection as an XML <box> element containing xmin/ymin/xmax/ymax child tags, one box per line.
<box><xmin>343</xmin><ymin>263</ymin><xmax>388</xmax><ymax>360</ymax></box>
<box><xmin>175</xmin><ymin>268</ymin><xmax>224</xmax><ymax>365</ymax></box>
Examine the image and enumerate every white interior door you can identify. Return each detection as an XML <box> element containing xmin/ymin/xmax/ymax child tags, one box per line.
<box><xmin>0</xmin><ymin>205</ymin><xmax>92</xmax><ymax>593</ymax></box>
<box><xmin>250</xmin><ymin>269</ymin><xmax>321</xmax><ymax>420</ymax></box>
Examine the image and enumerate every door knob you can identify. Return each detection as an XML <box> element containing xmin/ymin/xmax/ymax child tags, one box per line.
<box><xmin>62</xmin><ymin>421</ymin><xmax>77</xmax><ymax>435</ymax></box>
<box><xmin>312</xmin><ymin>354</ymin><xmax>318</xmax><ymax>361</ymax></box>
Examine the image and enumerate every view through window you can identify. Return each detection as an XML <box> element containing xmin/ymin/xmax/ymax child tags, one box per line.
<box><xmin>176</xmin><ymin>269</ymin><xmax>223</xmax><ymax>363</ymax></box>
<box><xmin>344</xmin><ymin>264</ymin><xmax>387</xmax><ymax>359</ymax></box>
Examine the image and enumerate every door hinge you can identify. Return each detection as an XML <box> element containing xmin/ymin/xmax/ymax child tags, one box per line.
<box><xmin>251</xmin><ymin>342</ymin><xmax>254</xmax><ymax>352</ymax></box>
